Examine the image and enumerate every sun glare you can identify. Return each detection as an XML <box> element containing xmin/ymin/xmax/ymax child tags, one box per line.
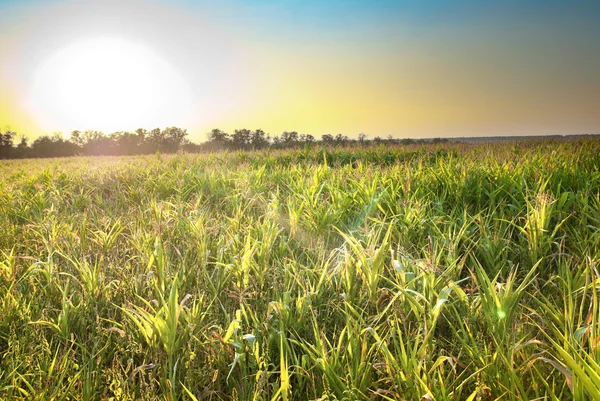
<box><xmin>27</xmin><ymin>37</ymin><xmax>194</xmax><ymax>134</ymax></box>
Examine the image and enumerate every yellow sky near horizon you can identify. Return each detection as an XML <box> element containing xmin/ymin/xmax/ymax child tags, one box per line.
<box><xmin>1</xmin><ymin>0</ymin><xmax>599</xmax><ymax>141</ymax></box>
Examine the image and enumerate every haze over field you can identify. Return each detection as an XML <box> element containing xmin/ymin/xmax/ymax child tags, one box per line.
<box><xmin>1</xmin><ymin>0</ymin><xmax>599</xmax><ymax>140</ymax></box>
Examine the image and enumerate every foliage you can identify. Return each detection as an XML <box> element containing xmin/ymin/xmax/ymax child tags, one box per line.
<box><xmin>0</xmin><ymin>139</ymin><xmax>599</xmax><ymax>400</ymax></box>
<box><xmin>0</xmin><ymin>126</ymin><xmax>437</xmax><ymax>159</ymax></box>
<box><xmin>0</xmin><ymin>127</ymin><xmax>191</xmax><ymax>159</ymax></box>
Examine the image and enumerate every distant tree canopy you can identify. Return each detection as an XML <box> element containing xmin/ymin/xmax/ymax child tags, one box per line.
<box><xmin>0</xmin><ymin>126</ymin><xmax>441</xmax><ymax>159</ymax></box>
<box><xmin>0</xmin><ymin>130</ymin><xmax>16</xmax><ymax>158</ymax></box>
<box><xmin>0</xmin><ymin>127</ymin><xmax>192</xmax><ymax>159</ymax></box>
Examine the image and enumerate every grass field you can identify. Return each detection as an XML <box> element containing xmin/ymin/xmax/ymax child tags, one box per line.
<box><xmin>1</xmin><ymin>140</ymin><xmax>599</xmax><ymax>400</ymax></box>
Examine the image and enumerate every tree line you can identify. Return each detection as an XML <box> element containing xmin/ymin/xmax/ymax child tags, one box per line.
<box><xmin>0</xmin><ymin>127</ymin><xmax>445</xmax><ymax>159</ymax></box>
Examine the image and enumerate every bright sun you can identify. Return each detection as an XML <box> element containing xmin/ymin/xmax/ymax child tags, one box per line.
<box><xmin>28</xmin><ymin>37</ymin><xmax>194</xmax><ymax>134</ymax></box>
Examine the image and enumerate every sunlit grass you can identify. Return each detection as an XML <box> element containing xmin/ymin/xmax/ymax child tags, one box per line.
<box><xmin>0</xmin><ymin>140</ymin><xmax>599</xmax><ymax>400</ymax></box>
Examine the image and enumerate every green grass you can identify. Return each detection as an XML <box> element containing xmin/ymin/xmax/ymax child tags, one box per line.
<box><xmin>1</xmin><ymin>140</ymin><xmax>599</xmax><ymax>400</ymax></box>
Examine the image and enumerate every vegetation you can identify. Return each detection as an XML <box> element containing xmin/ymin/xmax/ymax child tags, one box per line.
<box><xmin>0</xmin><ymin>139</ymin><xmax>599</xmax><ymax>400</ymax></box>
<box><xmin>0</xmin><ymin>127</ymin><xmax>190</xmax><ymax>159</ymax></box>
<box><xmin>0</xmin><ymin>127</ymin><xmax>442</xmax><ymax>159</ymax></box>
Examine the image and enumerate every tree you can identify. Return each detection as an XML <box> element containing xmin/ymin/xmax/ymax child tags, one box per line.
<box><xmin>207</xmin><ymin>128</ymin><xmax>229</xmax><ymax>144</ymax></box>
<box><xmin>134</xmin><ymin>128</ymin><xmax>152</xmax><ymax>153</ymax></box>
<box><xmin>135</xmin><ymin>128</ymin><xmax>148</xmax><ymax>138</ymax></box>
<box><xmin>135</xmin><ymin>128</ymin><xmax>148</xmax><ymax>144</ymax></box>
<box><xmin>281</xmin><ymin>131</ymin><xmax>299</xmax><ymax>145</ymax></box>
<box><xmin>0</xmin><ymin>131</ymin><xmax>12</xmax><ymax>158</ymax></box>
<box><xmin>0</xmin><ymin>129</ymin><xmax>16</xmax><ymax>158</ymax></box>
<box><xmin>147</xmin><ymin>128</ymin><xmax>163</xmax><ymax>152</ymax></box>
<box><xmin>136</xmin><ymin>127</ymin><xmax>188</xmax><ymax>153</ymax></box>
<box><xmin>30</xmin><ymin>134</ymin><xmax>78</xmax><ymax>158</ymax></box>
<box><xmin>79</xmin><ymin>130</ymin><xmax>113</xmax><ymax>155</ymax></box>
<box><xmin>358</xmin><ymin>133</ymin><xmax>367</xmax><ymax>144</ymax></box>
<box><xmin>231</xmin><ymin>129</ymin><xmax>252</xmax><ymax>149</ymax></box>
<box><xmin>161</xmin><ymin>127</ymin><xmax>188</xmax><ymax>153</ymax></box>
<box><xmin>82</xmin><ymin>130</ymin><xmax>104</xmax><ymax>143</ymax></box>
<box><xmin>321</xmin><ymin>134</ymin><xmax>334</xmax><ymax>143</ymax></box>
<box><xmin>15</xmin><ymin>136</ymin><xmax>29</xmax><ymax>158</ymax></box>
<box><xmin>335</xmin><ymin>133</ymin><xmax>349</xmax><ymax>144</ymax></box>
<box><xmin>206</xmin><ymin>128</ymin><xmax>230</xmax><ymax>151</ymax></box>
<box><xmin>70</xmin><ymin>130</ymin><xmax>84</xmax><ymax>147</ymax></box>
<box><xmin>250</xmin><ymin>129</ymin><xmax>268</xmax><ymax>149</ymax></box>
<box><xmin>111</xmin><ymin>131</ymin><xmax>142</xmax><ymax>155</ymax></box>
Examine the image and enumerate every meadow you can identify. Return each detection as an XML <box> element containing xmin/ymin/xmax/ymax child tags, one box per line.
<box><xmin>0</xmin><ymin>140</ymin><xmax>599</xmax><ymax>400</ymax></box>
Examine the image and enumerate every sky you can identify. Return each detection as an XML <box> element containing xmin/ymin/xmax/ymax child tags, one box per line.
<box><xmin>0</xmin><ymin>0</ymin><xmax>599</xmax><ymax>141</ymax></box>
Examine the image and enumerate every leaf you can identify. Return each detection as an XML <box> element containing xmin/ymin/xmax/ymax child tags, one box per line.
<box><xmin>226</xmin><ymin>352</ymin><xmax>243</xmax><ymax>383</ymax></box>
<box><xmin>223</xmin><ymin>318</ymin><xmax>240</xmax><ymax>344</ymax></box>
<box><xmin>529</xmin><ymin>357</ymin><xmax>573</xmax><ymax>392</ymax></box>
